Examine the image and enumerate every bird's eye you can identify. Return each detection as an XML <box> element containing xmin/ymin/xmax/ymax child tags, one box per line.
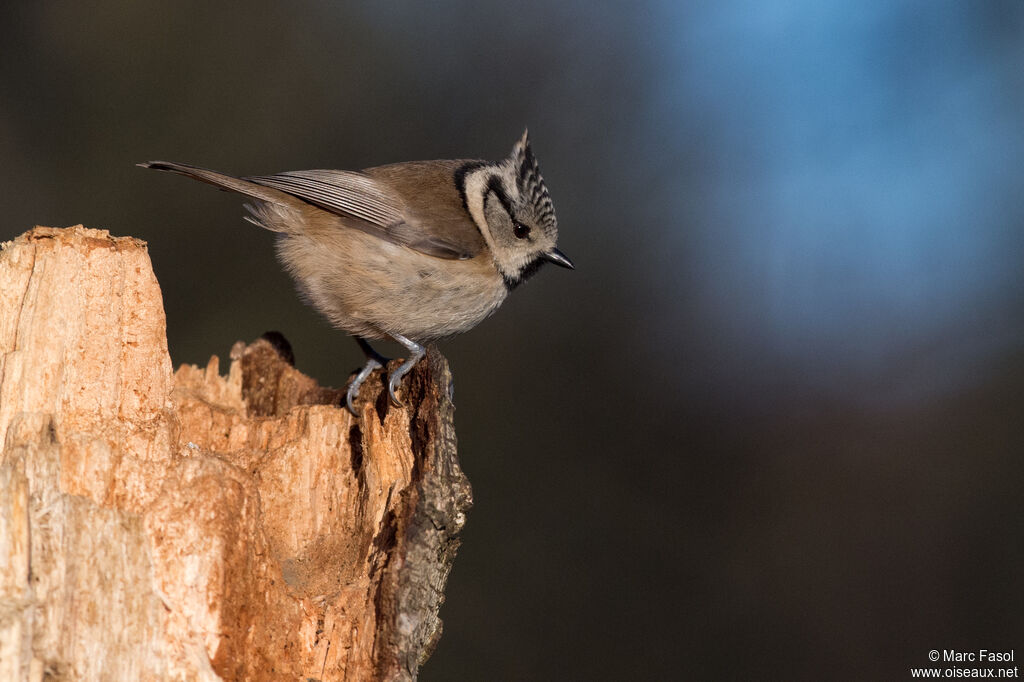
<box><xmin>513</xmin><ymin>221</ymin><xmax>531</xmax><ymax>239</ymax></box>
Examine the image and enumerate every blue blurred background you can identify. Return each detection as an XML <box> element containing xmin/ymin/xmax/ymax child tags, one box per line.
<box><xmin>2</xmin><ymin>1</ymin><xmax>1022</xmax><ymax>678</ymax></box>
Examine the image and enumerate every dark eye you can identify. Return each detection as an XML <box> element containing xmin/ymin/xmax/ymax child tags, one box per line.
<box><xmin>513</xmin><ymin>220</ymin><xmax>531</xmax><ymax>239</ymax></box>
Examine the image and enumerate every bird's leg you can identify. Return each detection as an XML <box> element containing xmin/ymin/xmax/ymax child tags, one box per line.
<box><xmin>346</xmin><ymin>337</ymin><xmax>390</xmax><ymax>415</ymax></box>
<box><xmin>386</xmin><ymin>333</ymin><xmax>426</xmax><ymax>408</ymax></box>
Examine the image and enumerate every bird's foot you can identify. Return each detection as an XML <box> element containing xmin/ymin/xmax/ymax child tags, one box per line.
<box><xmin>346</xmin><ymin>356</ymin><xmax>383</xmax><ymax>416</ymax></box>
<box><xmin>386</xmin><ymin>334</ymin><xmax>426</xmax><ymax>407</ymax></box>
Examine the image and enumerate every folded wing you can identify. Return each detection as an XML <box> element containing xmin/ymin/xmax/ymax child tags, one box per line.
<box><xmin>246</xmin><ymin>169</ymin><xmax>480</xmax><ymax>260</ymax></box>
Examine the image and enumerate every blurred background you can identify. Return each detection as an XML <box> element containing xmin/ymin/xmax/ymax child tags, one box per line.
<box><xmin>3</xmin><ymin>1</ymin><xmax>1022</xmax><ymax>678</ymax></box>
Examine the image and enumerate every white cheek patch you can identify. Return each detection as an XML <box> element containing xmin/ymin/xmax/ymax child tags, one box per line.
<box><xmin>464</xmin><ymin>163</ymin><xmax>536</xmax><ymax>279</ymax></box>
<box><xmin>463</xmin><ymin>167</ymin><xmax>495</xmax><ymax>251</ymax></box>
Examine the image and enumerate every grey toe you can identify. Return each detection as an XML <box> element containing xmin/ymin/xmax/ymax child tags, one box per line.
<box><xmin>346</xmin><ymin>356</ymin><xmax>382</xmax><ymax>416</ymax></box>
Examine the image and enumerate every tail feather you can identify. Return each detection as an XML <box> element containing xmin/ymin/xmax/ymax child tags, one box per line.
<box><xmin>138</xmin><ymin>160</ymin><xmax>293</xmax><ymax>206</ymax></box>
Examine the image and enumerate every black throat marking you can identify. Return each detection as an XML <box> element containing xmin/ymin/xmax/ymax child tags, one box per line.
<box><xmin>502</xmin><ymin>256</ymin><xmax>548</xmax><ymax>291</ymax></box>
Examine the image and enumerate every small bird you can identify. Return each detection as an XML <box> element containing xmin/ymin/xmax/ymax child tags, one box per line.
<box><xmin>140</xmin><ymin>131</ymin><xmax>573</xmax><ymax>414</ymax></box>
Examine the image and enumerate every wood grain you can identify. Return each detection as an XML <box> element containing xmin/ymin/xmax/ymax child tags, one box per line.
<box><xmin>0</xmin><ymin>226</ymin><xmax>471</xmax><ymax>681</ymax></box>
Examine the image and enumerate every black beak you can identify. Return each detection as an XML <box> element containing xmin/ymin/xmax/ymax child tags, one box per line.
<box><xmin>542</xmin><ymin>247</ymin><xmax>575</xmax><ymax>270</ymax></box>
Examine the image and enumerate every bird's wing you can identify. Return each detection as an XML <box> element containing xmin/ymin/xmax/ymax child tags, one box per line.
<box><xmin>245</xmin><ymin>169</ymin><xmax>482</xmax><ymax>260</ymax></box>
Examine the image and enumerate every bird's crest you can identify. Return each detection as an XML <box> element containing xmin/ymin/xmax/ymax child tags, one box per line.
<box><xmin>511</xmin><ymin>130</ymin><xmax>557</xmax><ymax>238</ymax></box>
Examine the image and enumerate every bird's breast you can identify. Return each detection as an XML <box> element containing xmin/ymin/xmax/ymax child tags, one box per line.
<box><xmin>384</xmin><ymin>253</ymin><xmax>508</xmax><ymax>339</ymax></box>
<box><xmin>276</xmin><ymin>229</ymin><xmax>507</xmax><ymax>341</ymax></box>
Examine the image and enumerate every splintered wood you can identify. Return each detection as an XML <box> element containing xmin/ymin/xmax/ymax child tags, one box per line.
<box><xmin>0</xmin><ymin>226</ymin><xmax>471</xmax><ymax>681</ymax></box>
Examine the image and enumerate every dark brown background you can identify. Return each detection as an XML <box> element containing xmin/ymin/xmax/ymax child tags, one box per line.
<box><xmin>2</xmin><ymin>2</ymin><xmax>1022</xmax><ymax>679</ymax></box>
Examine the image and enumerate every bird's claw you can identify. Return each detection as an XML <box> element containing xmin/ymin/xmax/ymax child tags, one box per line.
<box><xmin>347</xmin><ymin>333</ymin><xmax>424</xmax><ymax>416</ymax></box>
<box><xmin>346</xmin><ymin>356</ymin><xmax>383</xmax><ymax>416</ymax></box>
<box><xmin>387</xmin><ymin>373</ymin><xmax>405</xmax><ymax>407</ymax></box>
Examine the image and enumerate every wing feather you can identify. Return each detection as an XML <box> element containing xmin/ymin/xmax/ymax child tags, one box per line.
<box><xmin>244</xmin><ymin>169</ymin><xmax>480</xmax><ymax>260</ymax></box>
<box><xmin>245</xmin><ymin>170</ymin><xmax>402</xmax><ymax>225</ymax></box>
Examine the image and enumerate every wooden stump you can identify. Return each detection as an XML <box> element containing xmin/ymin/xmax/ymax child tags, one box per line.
<box><xmin>0</xmin><ymin>226</ymin><xmax>472</xmax><ymax>681</ymax></box>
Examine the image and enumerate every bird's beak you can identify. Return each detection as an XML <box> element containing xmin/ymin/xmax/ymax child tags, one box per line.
<box><xmin>542</xmin><ymin>247</ymin><xmax>575</xmax><ymax>270</ymax></box>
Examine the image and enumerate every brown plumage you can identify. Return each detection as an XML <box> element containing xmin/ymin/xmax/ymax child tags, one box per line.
<box><xmin>139</xmin><ymin>131</ymin><xmax>573</xmax><ymax>413</ymax></box>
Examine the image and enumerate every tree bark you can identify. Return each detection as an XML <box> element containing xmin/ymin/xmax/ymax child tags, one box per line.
<box><xmin>0</xmin><ymin>226</ymin><xmax>472</xmax><ymax>681</ymax></box>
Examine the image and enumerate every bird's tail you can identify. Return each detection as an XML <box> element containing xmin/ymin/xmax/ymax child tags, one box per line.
<box><xmin>138</xmin><ymin>160</ymin><xmax>303</xmax><ymax>232</ymax></box>
<box><xmin>138</xmin><ymin>160</ymin><xmax>303</xmax><ymax>205</ymax></box>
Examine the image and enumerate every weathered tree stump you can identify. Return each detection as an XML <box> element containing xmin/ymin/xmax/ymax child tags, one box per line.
<box><xmin>0</xmin><ymin>226</ymin><xmax>471</xmax><ymax>681</ymax></box>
